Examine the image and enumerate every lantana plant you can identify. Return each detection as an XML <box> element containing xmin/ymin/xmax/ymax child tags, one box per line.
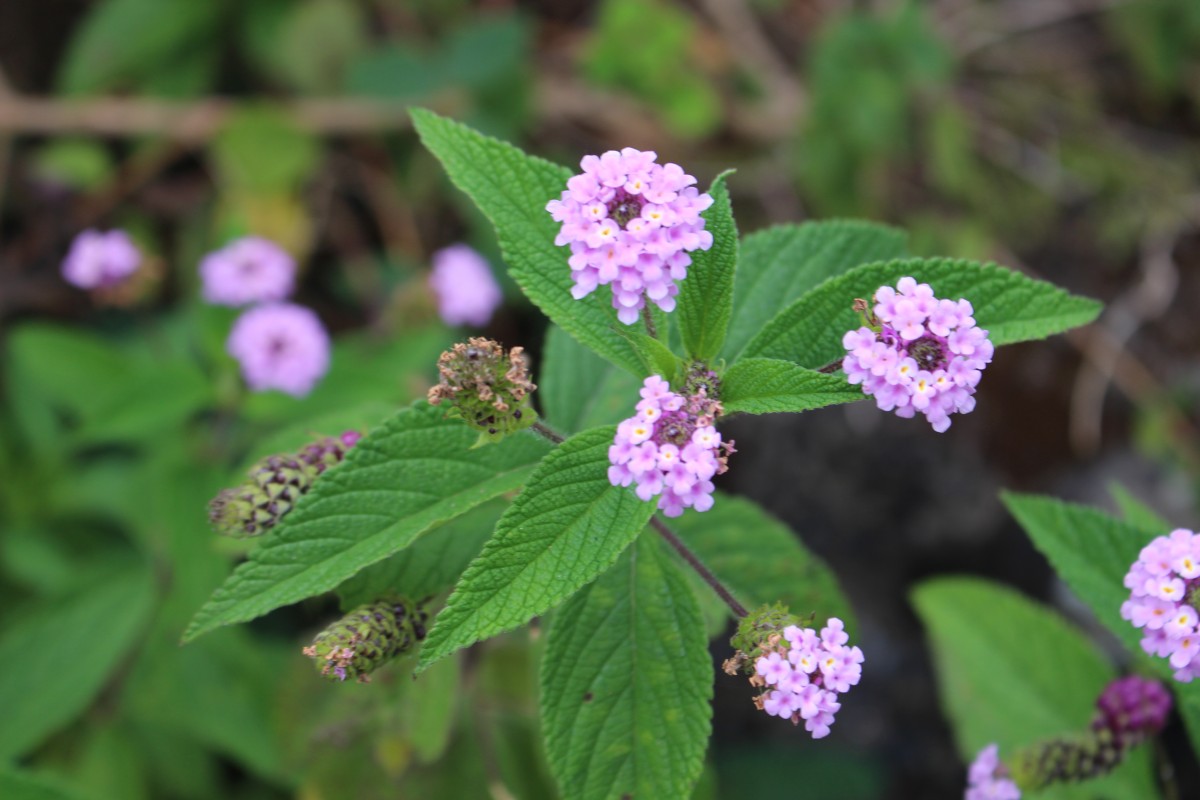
<box><xmin>184</xmin><ymin>111</ymin><xmax>1112</xmax><ymax>798</ymax></box>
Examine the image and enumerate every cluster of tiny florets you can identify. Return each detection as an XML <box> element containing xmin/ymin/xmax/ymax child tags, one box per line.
<box><xmin>745</xmin><ymin>618</ymin><xmax>863</xmax><ymax>738</ymax></box>
<box><xmin>1091</xmin><ymin>675</ymin><xmax>1171</xmax><ymax>746</ymax></box>
<box><xmin>61</xmin><ymin>229</ymin><xmax>141</xmax><ymax>290</ymax></box>
<box><xmin>1121</xmin><ymin>528</ymin><xmax>1200</xmax><ymax>681</ymax></box>
<box><xmin>546</xmin><ymin>148</ymin><xmax>714</xmax><ymax>325</ymax></box>
<box><xmin>428</xmin><ymin>338</ymin><xmax>537</xmax><ymax>440</ymax></box>
<box><xmin>429</xmin><ymin>243</ymin><xmax>503</xmax><ymax>327</ymax></box>
<box><xmin>966</xmin><ymin>744</ymin><xmax>1021</xmax><ymax>800</ymax></box>
<box><xmin>843</xmin><ymin>277</ymin><xmax>993</xmax><ymax>432</ymax></box>
<box><xmin>226</xmin><ymin>303</ymin><xmax>331</xmax><ymax>398</ymax></box>
<box><xmin>302</xmin><ymin>598</ymin><xmax>428</xmax><ymax>683</ymax></box>
<box><xmin>607</xmin><ymin>375</ymin><xmax>732</xmax><ymax>517</ymax></box>
<box><xmin>200</xmin><ymin>236</ymin><xmax>296</xmax><ymax>307</ymax></box>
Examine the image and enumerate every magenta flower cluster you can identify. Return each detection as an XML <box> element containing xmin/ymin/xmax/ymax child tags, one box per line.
<box><xmin>547</xmin><ymin>148</ymin><xmax>714</xmax><ymax>325</ymax></box>
<box><xmin>965</xmin><ymin>745</ymin><xmax>1020</xmax><ymax>800</ymax></box>
<box><xmin>1094</xmin><ymin>675</ymin><xmax>1172</xmax><ymax>743</ymax></box>
<box><xmin>61</xmin><ymin>229</ymin><xmax>141</xmax><ymax>290</ymax></box>
<box><xmin>843</xmin><ymin>277</ymin><xmax>993</xmax><ymax>432</ymax></box>
<box><xmin>753</xmin><ymin>618</ymin><xmax>863</xmax><ymax>738</ymax></box>
<box><xmin>200</xmin><ymin>236</ymin><xmax>295</xmax><ymax>307</ymax></box>
<box><xmin>1120</xmin><ymin>528</ymin><xmax>1200</xmax><ymax>681</ymax></box>
<box><xmin>607</xmin><ymin>376</ymin><xmax>730</xmax><ymax>517</ymax></box>
<box><xmin>227</xmin><ymin>303</ymin><xmax>330</xmax><ymax>398</ymax></box>
<box><xmin>428</xmin><ymin>244</ymin><xmax>503</xmax><ymax>327</ymax></box>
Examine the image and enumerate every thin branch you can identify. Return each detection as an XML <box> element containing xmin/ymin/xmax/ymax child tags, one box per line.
<box><xmin>531</xmin><ymin>420</ymin><xmax>565</xmax><ymax>445</ymax></box>
<box><xmin>641</xmin><ymin>305</ymin><xmax>658</xmax><ymax>340</ymax></box>
<box><xmin>650</xmin><ymin>516</ymin><xmax>748</xmax><ymax>618</ymax></box>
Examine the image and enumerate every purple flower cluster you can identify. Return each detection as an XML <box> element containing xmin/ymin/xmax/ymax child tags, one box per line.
<box><xmin>546</xmin><ymin>148</ymin><xmax>714</xmax><ymax>325</ymax></box>
<box><xmin>227</xmin><ymin>303</ymin><xmax>331</xmax><ymax>398</ymax></box>
<box><xmin>428</xmin><ymin>244</ymin><xmax>503</xmax><ymax>327</ymax></box>
<box><xmin>1093</xmin><ymin>675</ymin><xmax>1172</xmax><ymax>744</ymax></box>
<box><xmin>200</xmin><ymin>236</ymin><xmax>295</xmax><ymax>307</ymax></box>
<box><xmin>61</xmin><ymin>229</ymin><xmax>141</xmax><ymax>290</ymax></box>
<box><xmin>965</xmin><ymin>745</ymin><xmax>1020</xmax><ymax>800</ymax></box>
<box><xmin>607</xmin><ymin>375</ymin><xmax>731</xmax><ymax>517</ymax></box>
<box><xmin>753</xmin><ymin>618</ymin><xmax>863</xmax><ymax>738</ymax></box>
<box><xmin>1120</xmin><ymin>528</ymin><xmax>1200</xmax><ymax>681</ymax></box>
<box><xmin>843</xmin><ymin>277</ymin><xmax>994</xmax><ymax>432</ymax></box>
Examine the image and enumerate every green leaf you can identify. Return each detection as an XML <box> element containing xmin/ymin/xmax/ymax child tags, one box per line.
<box><xmin>721</xmin><ymin>358</ymin><xmax>862</xmax><ymax>415</ymax></box>
<box><xmin>212</xmin><ymin>106</ymin><xmax>320</xmax><ymax>194</ymax></box>
<box><xmin>0</xmin><ymin>565</ymin><xmax>155</xmax><ymax>760</ymax></box>
<box><xmin>743</xmin><ymin>258</ymin><xmax>1102</xmax><ymax>368</ymax></box>
<box><xmin>614</xmin><ymin>326</ymin><xmax>683</xmax><ymax>381</ymax></box>
<box><xmin>677</xmin><ymin>171</ymin><xmax>737</xmax><ymax>361</ymax></box>
<box><xmin>0</xmin><ymin>770</ymin><xmax>85</xmax><ymax>800</ymax></box>
<box><xmin>410</xmin><ymin>109</ymin><xmax>645</xmax><ymax>375</ymax></box>
<box><xmin>671</xmin><ymin>493</ymin><xmax>855</xmax><ymax>630</ymax></box>
<box><xmin>417</xmin><ymin>426</ymin><xmax>655</xmax><ymax>670</ymax></box>
<box><xmin>540</xmin><ymin>325</ymin><xmax>640</xmax><ymax>435</ymax></box>
<box><xmin>183</xmin><ymin>402</ymin><xmax>552</xmax><ymax>642</ymax></box>
<box><xmin>541</xmin><ymin>535</ymin><xmax>711</xmax><ymax>800</ymax></box>
<box><xmin>723</xmin><ymin>221</ymin><xmax>908</xmax><ymax>361</ymax></box>
<box><xmin>912</xmin><ymin>577</ymin><xmax>1157</xmax><ymax>800</ymax></box>
<box><xmin>1109</xmin><ymin>484</ymin><xmax>1170</xmax><ymax>532</ymax></box>
<box><xmin>410</xmin><ymin>655</ymin><xmax>461</xmax><ymax>764</ymax></box>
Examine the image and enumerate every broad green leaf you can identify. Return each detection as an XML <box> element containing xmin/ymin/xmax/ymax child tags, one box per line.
<box><xmin>671</xmin><ymin>493</ymin><xmax>854</xmax><ymax>630</ymax></box>
<box><xmin>410</xmin><ymin>655</ymin><xmax>461</xmax><ymax>764</ymax></box>
<box><xmin>1109</xmin><ymin>484</ymin><xmax>1170</xmax><ymax>532</ymax></box>
<box><xmin>411</xmin><ymin>109</ymin><xmax>645</xmax><ymax>375</ymax></box>
<box><xmin>541</xmin><ymin>325</ymin><xmax>640</xmax><ymax>435</ymax></box>
<box><xmin>0</xmin><ymin>770</ymin><xmax>85</xmax><ymax>800</ymax></box>
<box><xmin>743</xmin><ymin>258</ymin><xmax>1102</xmax><ymax>368</ymax></box>
<box><xmin>677</xmin><ymin>171</ymin><xmax>737</xmax><ymax>361</ymax></box>
<box><xmin>0</xmin><ymin>565</ymin><xmax>155</xmax><ymax>760</ymax></box>
<box><xmin>615</xmin><ymin>325</ymin><xmax>683</xmax><ymax>380</ymax></box>
<box><xmin>1002</xmin><ymin>492</ymin><xmax>1200</xmax><ymax>752</ymax></box>
<box><xmin>541</xmin><ymin>535</ymin><xmax>711</xmax><ymax>800</ymax></box>
<box><xmin>417</xmin><ymin>426</ymin><xmax>655</xmax><ymax>669</ymax></box>
<box><xmin>336</xmin><ymin>500</ymin><xmax>503</xmax><ymax>609</ymax></box>
<box><xmin>721</xmin><ymin>358</ymin><xmax>862</xmax><ymax>415</ymax></box>
<box><xmin>913</xmin><ymin>577</ymin><xmax>1157</xmax><ymax>800</ymax></box>
<box><xmin>7</xmin><ymin>323</ymin><xmax>133</xmax><ymax>420</ymax></box>
<box><xmin>183</xmin><ymin>402</ymin><xmax>552</xmax><ymax>642</ymax></box>
<box><xmin>723</xmin><ymin>220</ymin><xmax>908</xmax><ymax>361</ymax></box>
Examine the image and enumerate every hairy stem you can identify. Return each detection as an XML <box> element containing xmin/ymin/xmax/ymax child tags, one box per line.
<box><xmin>817</xmin><ymin>357</ymin><xmax>844</xmax><ymax>374</ymax></box>
<box><xmin>641</xmin><ymin>305</ymin><xmax>658</xmax><ymax>340</ymax></box>
<box><xmin>650</xmin><ymin>516</ymin><xmax>748</xmax><ymax>618</ymax></box>
<box><xmin>530</xmin><ymin>420</ymin><xmax>565</xmax><ymax>444</ymax></box>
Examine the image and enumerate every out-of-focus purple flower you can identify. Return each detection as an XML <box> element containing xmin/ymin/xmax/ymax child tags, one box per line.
<box><xmin>965</xmin><ymin>744</ymin><xmax>1021</xmax><ymax>800</ymax></box>
<box><xmin>428</xmin><ymin>244</ymin><xmax>503</xmax><ymax>327</ymax></box>
<box><xmin>842</xmin><ymin>277</ymin><xmax>994</xmax><ymax>432</ymax></box>
<box><xmin>199</xmin><ymin>236</ymin><xmax>295</xmax><ymax>307</ymax></box>
<box><xmin>227</xmin><ymin>303</ymin><xmax>330</xmax><ymax>397</ymax></box>
<box><xmin>1093</xmin><ymin>675</ymin><xmax>1171</xmax><ymax>745</ymax></box>
<box><xmin>1121</xmin><ymin>528</ymin><xmax>1200</xmax><ymax>681</ymax></box>
<box><xmin>546</xmin><ymin>148</ymin><xmax>713</xmax><ymax>325</ymax></box>
<box><xmin>61</xmin><ymin>229</ymin><xmax>141</xmax><ymax>289</ymax></box>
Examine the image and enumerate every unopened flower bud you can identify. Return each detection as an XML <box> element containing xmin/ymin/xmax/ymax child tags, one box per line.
<box><xmin>427</xmin><ymin>338</ymin><xmax>537</xmax><ymax>443</ymax></box>
<box><xmin>208</xmin><ymin>431</ymin><xmax>360</xmax><ymax>537</ymax></box>
<box><xmin>302</xmin><ymin>598</ymin><xmax>429</xmax><ymax>682</ymax></box>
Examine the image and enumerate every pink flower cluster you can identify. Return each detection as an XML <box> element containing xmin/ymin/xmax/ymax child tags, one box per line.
<box><xmin>1120</xmin><ymin>528</ymin><xmax>1200</xmax><ymax>681</ymax></box>
<box><xmin>546</xmin><ymin>148</ymin><xmax>714</xmax><ymax>325</ymax></box>
<box><xmin>227</xmin><ymin>303</ymin><xmax>331</xmax><ymax>398</ymax></box>
<box><xmin>607</xmin><ymin>375</ymin><xmax>731</xmax><ymax>517</ymax></box>
<box><xmin>843</xmin><ymin>277</ymin><xmax>993</xmax><ymax>432</ymax></box>
<box><xmin>61</xmin><ymin>229</ymin><xmax>141</xmax><ymax>289</ymax></box>
<box><xmin>428</xmin><ymin>244</ymin><xmax>503</xmax><ymax>327</ymax></box>
<box><xmin>965</xmin><ymin>744</ymin><xmax>1020</xmax><ymax>800</ymax></box>
<box><xmin>753</xmin><ymin>618</ymin><xmax>863</xmax><ymax>738</ymax></box>
<box><xmin>200</xmin><ymin>236</ymin><xmax>295</xmax><ymax>307</ymax></box>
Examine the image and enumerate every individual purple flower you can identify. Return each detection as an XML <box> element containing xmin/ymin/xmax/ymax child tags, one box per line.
<box><xmin>965</xmin><ymin>744</ymin><xmax>1021</xmax><ymax>800</ymax></box>
<box><xmin>546</xmin><ymin>148</ymin><xmax>714</xmax><ymax>325</ymax></box>
<box><xmin>61</xmin><ymin>229</ymin><xmax>141</xmax><ymax>289</ymax></box>
<box><xmin>1121</xmin><ymin>528</ymin><xmax>1200</xmax><ymax>681</ymax></box>
<box><xmin>608</xmin><ymin>373</ymin><xmax>733</xmax><ymax>517</ymax></box>
<box><xmin>428</xmin><ymin>244</ymin><xmax>503</xmax><ymax>327</ymax></box>
<box><xmin>842</xmin><ymin>277</ymin><xmax>994</xmax><ymax>432</ymax></box>
<box><xmin>227</xmin><ymin>303</ymin><xmax>330</xmax><ymax>398</ymax></box>
<box><xmin>199</xmin><ymin>236</ymin><xmax>295</xmax><ymax>307</ymax></box>
<box><xmin>746</xmin><ymin>617</ymin><xmax>862</xmax><ymax>738</ymax></box>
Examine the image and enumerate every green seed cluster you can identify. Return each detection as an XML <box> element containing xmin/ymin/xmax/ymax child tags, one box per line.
<box><xmin>302</xmin><ymin>598</ymin><xmax>429</xmax><ymax>682</ymax></box>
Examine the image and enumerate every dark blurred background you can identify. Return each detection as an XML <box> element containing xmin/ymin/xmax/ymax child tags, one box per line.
<box><xmin>1</xmin><ymin>1</ymin><xmax>1198</xmax><ymax>798</ymax></box>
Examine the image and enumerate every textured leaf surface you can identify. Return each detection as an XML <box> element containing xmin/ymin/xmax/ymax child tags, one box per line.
<box><xmin>721</xmin><ymin>358</ymin><xmax>862</xmax><ymax>415</ymax></box>
<box><xmin>743</xmin><ymin>258</ymin><xmax>1102</xmax><ymax>368</ymax></box>
<box><xmin>411</xmin><ymin>109</ymin><xmax>644</xmax><ymax>374</ymax></box>
<box><xmin>417</xmin><ymin>426</ymin><xmax>655</xmax><ymax>669</ymax></box>
<box><xmin>723</xmin><ymin>220</ymin><xmax>907</xmax><ymax>361</ymax></box>
<box><xmin>0</xmin><ymin>770</ymin><xmax>84</xmax><ymax>800</ymax></box>
<box><xmin>677</xmin><ymin>171</ymin><xmax>737</xmax><ymax>361</ymax></box>
<box><xmin>672</xmin><ymin>493</ymin><xmax>854</xmax><ymax>629</ymax></box>
<box><xmin>0</xmin><ymin>565</ymin><xmax>155</xmax><ymax>759</ymax></box>
<box><xmin>541</xmin><ymin>535</ymin><xmax>711</xmax><ymax>800</ymax></box>
<box><xmin>184</xmin><ymin>403</ymin><xmax>551</xmax><ymax>642</ymax></box>
<box><xmin>913</xmin><ymin>577</ymin><xmax>1156</xmax><ymax>800</ymax></box>
<box><xmin>541</xmin><ymin>325</ymin><xmax>639</xmax><ymax>435</ymax></box>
